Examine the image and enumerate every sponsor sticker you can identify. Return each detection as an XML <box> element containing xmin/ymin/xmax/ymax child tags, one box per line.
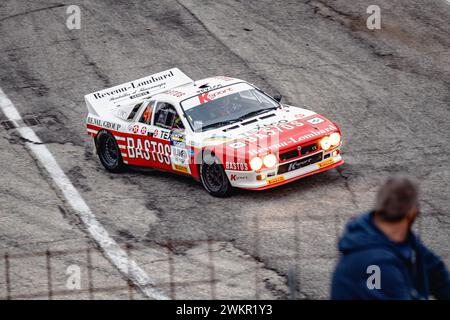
<box><xmin>238</xmin><ymin>119</ymin><xmax>304</xmax><ymax>142</ymax></box>
<box><xmin>130</xmin><ymin>91</ymin><xmax>150</xmax><ymax>99</ymax></box>
<box><xmin>307</xmin><ymin>117</ymin><xmax>324</xmax><ymax>125</ymax></box>
<box><xmin>173</xmin><ymin>164</ymin><xmax>189</xmax><ymax>173</ymax></box>
<box><xmin>89</xmin><ymin>68</ymin><xmax>191</xmax><ymax>102</ymax></box>
<box><xmin>267</xmin><ymin>176</ymin><xmax>285</xmax><ymax>185</ymax></box>
<box><xmin>248</xmin><ymin>124</ymin><xmax>337</xmax><ymax>156</ymax></box>
<box><xmin>229</xmin><ymin>141</ymin><xmax>246</xmax><ymax>149</ymax></box>
<box><xmin>153</xmin><ymin>128</ymin><xmax>171</xmax><ymax>140</ymax></box>
<box><xmin>295</xmin><ymin>113</ymin><xmax>308</xmax><ymax>119</ymax></box>
<box><xmin>171</xmin><ymin>146</ymin><xmax>189</xmax><ymax>165</ymax></box>
<box><xmin>318</xmin><ymin>158</ymin><xmax>335</xmax><ymax>169</ymax></box>
<box><xmin>225</xmin><ymin>162</ymin><xmax>249</xmax><ymax>171</ymax></box>
<box><xmin>171</xmin><ymin>140</ymin><xmax>185</xmax><ymax>148</ymax></box>
<box><xmin>165</xmin><ymin>90</ymin><xmax>185</xmax><ymax>98</ymax></box>
<box><xmin>230</xmin><ymin>174</ymin><xmax>248</xmax><ymax>181</ymax></box>
<box><xmin>195</xmin><ymin>84</ymin><xmax>223</xmax><ymax>94</ymax></box>
<box><xmin>87</xmin><ymin>116</ymin><xmax>122</xmax><ymax>131</ymax></box>
<box><xmin>181</xmin><ymin>83</ymin><xmax>253</xmax><ymax>110</ymax></box>
<box><xmin>170</xmin><ymin>132</ymin><xmax>186</xmax><ymax>147</ymax></box>
<box><xmin>205</xmin><ymin>136</ymin><xmax>231</xmax><ymax>143</ymax></box>
<box><xmin>126</xmin><ymin>137</ymin><xmax>171</xmax><ymax>164</ymax></box>
<box><xmin>171</xmin><ymin>133</ymin><xmax>185</xmax><ymax>142</ymax></box>
<box><xmin>198</xmin><ymin>87</ymin><xmax>234</xmax><ymax>104</ymax></box>
<box><xmin>213</xmin><ymin>76</ymin><xmax>234</xmax><ymax>81</ymax></box>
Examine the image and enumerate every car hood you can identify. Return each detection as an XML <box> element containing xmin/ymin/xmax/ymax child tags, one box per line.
<box><xmin>190</xmin><ymin>105</ymin><xmax>340</xmax><ymax>156</ymax></box>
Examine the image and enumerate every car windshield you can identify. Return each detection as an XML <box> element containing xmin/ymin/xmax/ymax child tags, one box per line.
<box><xmin>181</xmin><ymin>83</ymin><xmax>279</xmax><ymax>132</ymax></box>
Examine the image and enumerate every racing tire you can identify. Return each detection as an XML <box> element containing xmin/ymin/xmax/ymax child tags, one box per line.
<box><xmin>96</xmin><ymin>130</ymin><xmax>125</xmax><ymax>173</ymax></box>
<box><xmin>200</xmin><ymin>154</ymin><xmax>232</xmax><ymax>197</ymax></box>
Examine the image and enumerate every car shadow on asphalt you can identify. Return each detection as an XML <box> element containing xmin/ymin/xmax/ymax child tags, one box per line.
<box><xmin>125</xmin><ymin>163</ymin><xmax>345</xmax><ymax>201</ymax></box>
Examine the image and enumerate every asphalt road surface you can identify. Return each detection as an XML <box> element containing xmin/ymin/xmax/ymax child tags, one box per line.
<box><xmin>0</xmin><ymin>0</ymin><xmax>449</xmax><ymax>299</ymax></box>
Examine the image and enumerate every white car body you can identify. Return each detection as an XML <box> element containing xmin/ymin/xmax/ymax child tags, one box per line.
<box><xmin>85</xmin><ymin>68</ymin><xmax>343</xmax><ymax>193</ymax></box>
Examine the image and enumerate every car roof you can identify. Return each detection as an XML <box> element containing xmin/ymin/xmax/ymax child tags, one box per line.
<box><xmin>153</xmin><ymin>76</ymin><xmax>246</xmax><ymax>104</ymax></box>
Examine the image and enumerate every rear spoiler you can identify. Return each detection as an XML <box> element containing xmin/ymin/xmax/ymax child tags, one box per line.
<box><xmin>84</xmin><ymin>68</ymin><xmax>193</xmax><ymax>117</ymax></box>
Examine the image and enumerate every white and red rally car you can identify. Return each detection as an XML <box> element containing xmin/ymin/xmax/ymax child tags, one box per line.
<box><xmin>85</xmin><ymin>68</ymin><xmax>343</xmax><ymax>196</ymax></box>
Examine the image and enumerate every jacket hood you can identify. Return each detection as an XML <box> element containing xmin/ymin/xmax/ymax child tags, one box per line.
<box><xmin>338</xmin><ymin>212</ymin><xmax>417</xmax><ymax>261</ymax></box>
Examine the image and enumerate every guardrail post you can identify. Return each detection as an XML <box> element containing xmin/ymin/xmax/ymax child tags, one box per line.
<box><xmin>207</xmin><ymin>239</ymin><xmax>216</xmax><ymax>299</ymax></box>
<box><xmin>86</xmin><ymin>246</ymin><xmax>94</xmax><ymax>299</ymax></box>
<box><xmin>45</xmin><ymin>250</ymin><xmax>53</xmax><ymax>300</ymax></box>
<box><xmin>4</xmin><ymin>253</ymin><xmax>11</xmax><ymax>300</ymax></box>
<box><xmin>167</xmin><ymin>241</ymin><xmax>175</xmax><ymax>299</ymax></box>
<box><xmin>126</xmin><ymin>243</ymin><xmax>134</xmax><ymax>300</ymax></box>
<box><xmin>253</xmin><ymin>214</ymin><xmax>260</xmax><ymax>300</ymax></box>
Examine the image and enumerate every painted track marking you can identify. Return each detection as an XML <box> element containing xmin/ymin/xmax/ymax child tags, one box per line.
<box><xmin>0</xmin><ymin>87</ymin><xmax>168</xmax><ymax>300</ymax></box>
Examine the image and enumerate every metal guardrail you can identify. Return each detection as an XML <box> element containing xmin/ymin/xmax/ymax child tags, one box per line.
<box><xmin>2</xmin><ymin>214</ymin><xmax>302</xmax><ymax>300</ymax></box>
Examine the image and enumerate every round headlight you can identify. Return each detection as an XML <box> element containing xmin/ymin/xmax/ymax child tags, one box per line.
<box><xmin>263</xmin><ymin>154</ymin><xmax>278</xmax><ymax>168</ymax></box>
<box><xmin>329</xmin><ymin>132</ymin><xmax>341</xmax><ymax>146</ymax></box>
<box><xmin>320</xmin><ymin>136</ymin><xmax>331</xmax><ymax>150</ymax></box>
<box><xmin>249</xmin><ymin>157</ymin><xmax>263</xmax><ymax>171</ymax></box>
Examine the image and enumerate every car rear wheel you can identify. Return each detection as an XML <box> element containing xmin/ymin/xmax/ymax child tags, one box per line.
<box><xmin>96</xmin><ymin>130</ymin><xmax>125</xmax><ymax>173</ymax></box>
<box><xmin>200</xmin><ymin>154</ymin><xmax>232</xmax><ymax>197</ymax></box>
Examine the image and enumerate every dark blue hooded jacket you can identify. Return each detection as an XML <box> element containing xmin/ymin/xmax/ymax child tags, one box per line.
<box><xmin>331</xmin><ymin>212</ymin><xmax>450</xmax><ymax>300</ymax></box>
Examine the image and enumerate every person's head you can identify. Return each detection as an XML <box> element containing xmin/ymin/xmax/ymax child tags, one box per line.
<box><xmin>374</xmin><ymin>177</ymin><xmax>419</xmax><ymax>224</ymax></box>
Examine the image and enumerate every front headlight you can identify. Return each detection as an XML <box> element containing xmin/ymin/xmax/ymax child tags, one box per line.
<box><xmin>320</xmin><ymin>136</ymin><xmax>331</xmax><ymax>151</ymax></box>
<box><xmin>263</xmin><ymin>154</ymin><xmax>278</xmax><ymax>168</ymax></box>
<box><xmin>329</xmin><ymin>132</ymin><xmax>341</xmax><ymax>146</ymax></box>
<box><xmin>249</xmin><ymin>157</ymin><xmax>263</xmax><ymax>171</ymax></box>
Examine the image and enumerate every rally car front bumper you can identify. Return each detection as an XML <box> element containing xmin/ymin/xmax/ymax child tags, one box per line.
<box><xmin>225</xmin><ymin>148</ymin><xmax>343</xmax><ymax>190</ymax></box>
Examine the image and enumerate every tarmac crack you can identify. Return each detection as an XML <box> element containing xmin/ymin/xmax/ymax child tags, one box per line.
<box><xmin>5</xmin><ymin>53</ymin><xmax>50</xmax><ymax>97</ymax></box>
<box><xmin>175</xmin><ymin>0</ymin><xmax>280</xmax><ymax>96</ymax></box>
<box><xmin>0</xmin><ymin>3</ymin><xmax>66</xmax><ymax>23</ymax></box>
<box><xmin>5</xmin><ymin>134</ymin><xmax>43</xmax><ymax>146</ymax></box>
<box><xmin>422</xmin><ymin>200</ymin><xmax>450</xmax><ymax>226</ymax></box>
<box><xmin>306</xmin><ymin>0</ymin><xmax>450</xmax><ymax>84</ymax></box>
<box><xmin>60</xmin><ymin>35</ymin><xmax>112</xmax><ymax>89</ymax></box>
<box><xmin>336</xmin><ymin>165</ymin><xmax>358</xmax><ymax>209</ymax></box>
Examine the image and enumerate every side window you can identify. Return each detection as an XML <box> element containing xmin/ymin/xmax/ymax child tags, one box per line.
<box><xmin>128</xmin><ymin>102</ymin><xmax>143</xmax><ymax>120</ymax></box>
<box><xmin>139</xmin><ymin>101</ymin><xmax>156</xmax><ymax>125</ymax></box>
<box><xmin>153</xmin><ymin>103</ymin><xmax>184</xmax><ymax>130</ymax></box>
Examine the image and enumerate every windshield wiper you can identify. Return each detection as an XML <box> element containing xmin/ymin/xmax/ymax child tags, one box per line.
<box><xmin>236</xmin><ymin>107</ymin><xmax>278</xmax><ymax>121</ymax></box>
<box><xmin>200</xmin><ymin>119</ymin><xmax>241</xmax><ymax>131</ymax></box>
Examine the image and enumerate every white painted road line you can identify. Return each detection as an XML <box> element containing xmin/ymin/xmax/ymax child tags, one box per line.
<box><xmin>0</xmin><ymin>87</ymin><xmax>168</xmax><ymax>300</ymax></box>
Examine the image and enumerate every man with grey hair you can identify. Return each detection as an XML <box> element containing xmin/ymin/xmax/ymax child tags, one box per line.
<box><xmin>331</xmin><ymin>177</ymin><xmax>450</xmax><ymax>299</ymax></box>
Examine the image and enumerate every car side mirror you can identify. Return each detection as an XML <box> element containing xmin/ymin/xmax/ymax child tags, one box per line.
<box><xmin>273</xmin><ymin>94</ymin><xmax>282</xmax><ymax>102</ymax></box>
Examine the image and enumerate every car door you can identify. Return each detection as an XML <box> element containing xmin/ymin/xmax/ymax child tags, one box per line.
<box><xmin>126</xmin><ymin>100</ymin><xmax>190</xmax><ymax>174</ymax></box>
<box><xmin>139</xmin><ymin>101</ymin><xmax>172</xmax><ymax>171</ymax></box>
<box><xmin>125</xmin><ymin>100</ymin><xmax>159</xmax><ymax>167</ymax></box>
<box><xmin>151</xmin><ymin>101</ymin><xmax>193</xmax><ymax>174</ymax></box>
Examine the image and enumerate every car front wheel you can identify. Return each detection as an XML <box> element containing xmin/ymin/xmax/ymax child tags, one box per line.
<box><xmin>200</xmin><ymin>154</ymin><xmax>232</xmax><ymax>197</ymax></box>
